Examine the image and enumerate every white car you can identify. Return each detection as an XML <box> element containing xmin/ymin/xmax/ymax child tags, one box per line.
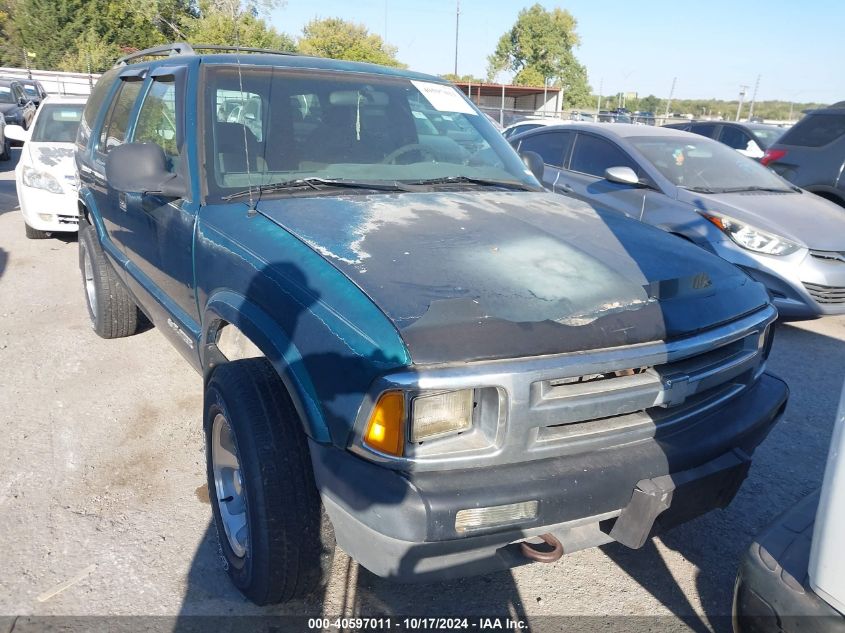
<box><xmin>6</xmin><ymin>95</ymin><xmax>86</xmax><ymax>239</ymax></box>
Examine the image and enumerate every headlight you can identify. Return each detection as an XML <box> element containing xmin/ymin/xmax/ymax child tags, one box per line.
<box><xmin>410</xmin><ymin>389</ymin><xmax>474</xmax><ymax>442</ymax></box>
<box><xmin>22</xmin><ymin>165</ymin><xmax>63</xmax><ymax>194</ymax></box>
<box><xmin>362</xmin><ymin>388</ymin><xmax>476</xmax><ymax>456</ymax></box>
<box><xmin>703</xmin><ymin>213</ymin><xmax>800</xmax><ymax>256</ymax></box>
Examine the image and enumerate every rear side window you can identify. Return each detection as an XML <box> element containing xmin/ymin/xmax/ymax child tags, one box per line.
<box><xmin>78</xmin><ymin>68</ymin><xmax>120</xmax><ymax>150</ymax></box>
<box><xmin>690</xmin><ymin>123</ymin><xmax>718</xmax><ymax>137</ymax></box>
<box><xmin>719</xmin><ymin>126</ymin><xmax>753</xmax><ymax>150</ymax></box>
<box><xmin>779</xmin><ymin>113</ymin><xmax>845</xmax><ymax>147</ymax></box>
<box><xmin>97</xmin><ymin>79</ymin><xmax>143</xmax><ymax>155</ymax></box>
<box><xmin>518</xmin><ymin>131</ymin><xmax>572</xmax><ymax>167</ymax></box>
<box><xmin>570</xmin><ymin>134</ymin><xmax>638</xmax><ymax>177</ymax></box>
<box><xmin>133</xmin><ymin>78</ymin><xmax>180</xmax><ymax>170</ymax></box>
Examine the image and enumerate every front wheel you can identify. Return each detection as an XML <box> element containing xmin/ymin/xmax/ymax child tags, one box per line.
<box><xmin>78</xmin><ymin>223</ymin><xmax>139</xmax><ymax>338</ymax></box>
<box><xmin>205</xmin><ymin>359</ymin><xmax>335</xmax><ymax>605</ymax></box>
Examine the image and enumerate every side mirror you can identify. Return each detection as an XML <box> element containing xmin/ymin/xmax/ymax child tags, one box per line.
<box><xmin>604</xmin><ymin>166</ymin><xmax>641</xmax><ymax>186</ymax></box>
<box><xmin>4</xmin><ymin>124</ymin><xmax>28</xmax><ymax>143</ymax></box>
<box><xmin>520</xmin><ymin>150</ymin><xmax>545</xmax><ymax>182</ymax></box>
<box><xmin>105</xmin><ymin>143</ymin><xmax>187</xmax><ymax>198</ymax></box>
<box><xmin>18</xmin><ymin>98</ymin><xmax>26</xmax><ymax>107</ymax></box>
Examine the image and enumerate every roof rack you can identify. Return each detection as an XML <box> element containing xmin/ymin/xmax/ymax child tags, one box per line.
<box><xmin>115</xmin><ymin>42</ymin><xmax>298</xmax><ymax>67</ymax></box>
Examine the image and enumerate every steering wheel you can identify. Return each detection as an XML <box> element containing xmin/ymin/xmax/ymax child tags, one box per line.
<box><xmin>382</xmin><ymin>143</ymin><xmax>437</xmax><ymax>165</ymax></box>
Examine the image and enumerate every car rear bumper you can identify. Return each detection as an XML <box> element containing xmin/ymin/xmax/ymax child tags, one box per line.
<box><xmin>733</xmin><ymin>490</ymin><xmax>845</xmax><ymax>633</ymax></box>
<box><xmin>312</xmin><ymin>372</ymin><xmax>788</xmax><ymax>582</ymax></box>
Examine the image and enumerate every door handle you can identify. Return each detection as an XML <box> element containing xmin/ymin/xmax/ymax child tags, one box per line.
<box><xmin>557</xmin><ymin>183</ymin><xmax>574</xmax><ymax>193</ymax></box>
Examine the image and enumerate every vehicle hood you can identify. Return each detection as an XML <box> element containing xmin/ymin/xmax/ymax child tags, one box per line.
<box><xmin>258</xmin><ymin>191</ymin><xmax>769</xmax><ymax>364</ymax></box>
<box><xmin>677</xmin><ymin>188</ymin><xmax>845</xmax><ymax>251</ymax></box>
<box><xmin>25</xmin><ymin>142</ymin><xmax>76</xmax><ymax>175</ymax></box>
<box><xmin>0</xmin><ymin>103</ymin><xmax>16</xmax><ymax>114</ymax></box>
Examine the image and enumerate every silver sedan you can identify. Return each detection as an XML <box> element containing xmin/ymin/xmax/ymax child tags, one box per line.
<box><xmin>510</xmin><ymin>123</ymin><xmax>845</xmax><ymax>319</ymax></box>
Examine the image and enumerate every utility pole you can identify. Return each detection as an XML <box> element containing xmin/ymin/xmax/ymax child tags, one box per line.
<box><xmin>748</xmin><ymin>74</ymin><xmax>761</xmax><ymax>119</ymax></box>
<box><xmin>453</xmin><ymin>0</ymin><xmax>460</xmax><ymax>77</ymax></box>
<box><xmin>595</xmin><ymin>78</ymin><xmax>602</xmax><ymax>121</ymax></box>
<box><xmin>664</xmin><ymin>76</ymin><xmax>676</xmax><ymax>120</ymax></box>
<box><xmin>736</xmin><ymin>84</ymin><xmax>749</xmax><ymax>121</ymax></box>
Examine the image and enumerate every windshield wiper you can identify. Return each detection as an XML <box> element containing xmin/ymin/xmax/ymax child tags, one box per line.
<box><xmin>222</xmin><ymin>177</ymin><xmax>412</xmax><ymax>201</ymax></box>
<box><xmin>678</xmin><ymin>185</ymin><xmax>718</xmax><ymax>194</ymax></box>
<box><xmin>402</xmin><ymin>175</ymin><xmax>540</xmax><ymax>191</ymax></box>
<box><xmin>716</xmin><ymin>185</ymin><xmax>796</xmax><ymax>194</ymax></box>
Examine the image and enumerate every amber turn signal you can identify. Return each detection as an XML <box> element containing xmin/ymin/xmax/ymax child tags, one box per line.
<box><xmin>364</xmin><ymin>391</ymin><xmax>405</xmax><ymax>456</ymax></box>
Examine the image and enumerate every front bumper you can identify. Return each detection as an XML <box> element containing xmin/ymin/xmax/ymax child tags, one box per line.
<box><xmin>313</xmin><ymin>372</ymin><xmax>788</xmax><ymax>582</ymax></box>
<box><xmin>733</xmin><ymin>490</ymin><xmax>845</xmax><ymax>633</ymax></box>
<box><xmin>710</xmin><ymin>241</ymin><xmax>845</xmax><ymax>319</ymax></box>
<box><xmin>17</xmin><ymin>179</ymin><xmax>79</xmax><ymax>233</ymax></box>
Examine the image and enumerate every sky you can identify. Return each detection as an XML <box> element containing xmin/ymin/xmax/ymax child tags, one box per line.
<box><xmin>269</xmin><ymin>0</ymin><xmax>844</xmax><ymax>103</ymax></box>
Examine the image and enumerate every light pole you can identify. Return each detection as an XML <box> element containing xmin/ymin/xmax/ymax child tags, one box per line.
<box><xmin>453</xmin><ymin>0</ymin><xmax>460</xmax><ymax>77</ymax></box>
<box><xmin>736</xmin><ymin>85</ymin><xmax>749</xmax><ymax>122</ymax></box>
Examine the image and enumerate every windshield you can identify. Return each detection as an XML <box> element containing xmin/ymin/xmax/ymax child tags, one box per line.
<box><xmin>629</xmin><ymin>135</ymin><xmax>793</xmax><ymax>192</ymax></box>
<box><xmin>202</xmin><ymin>65</ymin><xmax>536</xmax><ymax>200</ymax></box>
<box><xmin>31</xmin><ymin>104</ymin><xmax>83</xmax><ymax>142</ymax></box>
<box><xmin>0</xmin><ymin>87</ymin><xmax>14</xmax><ymax>104</ymax></box>
<box><xmin>22</xmin><ymin>84</ymin><xmax>38</xmax><ymax>98</ymax></box>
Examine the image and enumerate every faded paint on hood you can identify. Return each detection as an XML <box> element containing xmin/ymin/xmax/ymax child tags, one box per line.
<box><xmin>258</xmin><ymin>191</ymin><xmax>769</xmax><ymax>364</ymax></box>
<box><xmin>27</xmin><ymin>143</ymin><xmax>76</xmax><ymax>170</ymax></box>
<box><xmin>677</xmin><ymin>188</ymin><xmax>845</xmax><ymax>251</ymax></box>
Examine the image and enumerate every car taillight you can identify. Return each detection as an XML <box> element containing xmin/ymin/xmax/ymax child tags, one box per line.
<box><xmin>761</xmin><ymin>148</ymin><xmax>787</xmax><ymax>166</ymax></box>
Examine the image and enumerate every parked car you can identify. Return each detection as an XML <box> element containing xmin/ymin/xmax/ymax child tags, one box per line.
<box><xmin>598</xmin><ymin>110</ymin><xmax>632</xmax><ymax>124</ymax></box>
<box><xmin>510</xmin><ymin>123</ymin><xmax>845</xmax><ymax>319</ymax></box>
<box><xmin>632</xmin><ymin>111</ymin><xmax>656</xmax><ymax>125</ymax></box>
<box><xmin>77</xmin><ymin>43</ymin><xmax>787</xmax><ymax>605</ymax></box>
<box><xmin>733</xmin><ymin>380</ymin><xmax>845</xmax><ymax>632</ymax></box>
<box><xmin>7</xmin><ymin>95</ymin><xmax>85</xmax><ymax>238</ymax></box>
<box><xmin>0</xmin><ymin>114</ymin><xmax>9</xmax><ymax>161</ymax></box>
<box><xmin>570</xmin><ymin>110</ymin><xmax>595</xmax><ymax>121</ymax></box>
<box><xmin>501</xmin><ymin>117</ymin><xmax>568</xmax><ymax>139</ymax></box>
<box><xmin>0</xmin><ymin>78</ymin><xmax>36</xmax><ymax>130</ymax></box>
<box><xmin>18</xmin><ymin>78</ymin><xmax>48</xmax><ymax>107</ymax></box>
<box><xmin>665</xmin><ymin>120</ymin><xmax>785</xmax><ymax>160</ymax></box>
<box><xmin>761</xmin><ymin>102</ymin><xmax>845</xmax><ymax>208</ymax></box>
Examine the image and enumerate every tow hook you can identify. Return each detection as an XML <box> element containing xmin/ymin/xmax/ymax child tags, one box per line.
<box><xmin>520</xmin><ymin>533</ymin><xmax>564</xmax><ymax>563</ymax></box>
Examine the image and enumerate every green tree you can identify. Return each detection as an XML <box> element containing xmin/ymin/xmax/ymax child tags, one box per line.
<box><xmin>440</xmin><ymin>73</ymin><xmax>485</xmax><ymax>83</ymax></box>
<box><xmin>187</xmin><ymin>8</ymin><xmax>295</xmax><ymax>49</ymax></box>
<box><xmin>638</xmin><ymin>94</ymin><xmax>661</xmax><ymax>113</ymax></box>
<box><xmin>487</xmin><ymin>4</ymin><xmax>591</xmax><ymax>108</ymax></box>
<box><xmin>298</xmin><ymin>17</ymin><xmax>405</xmax><ymax>67</ymax></box>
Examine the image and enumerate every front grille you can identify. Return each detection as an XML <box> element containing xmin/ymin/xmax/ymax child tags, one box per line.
<box><xmin>57</xmin><ymin>214</ymin><xmax>79</xmax><ymax>225</ymax></box>
<box><xmin>530</xmin><ymin>327</ymin><xmax>766</xmax><ymax>442</ymax></box>
<box><xmin>810</xmin><ymin>250</ymin><xmax>845</xmax><ymax>264</ymax></box>
<box><xmin>804</xmin><ymin>282</ymin><xmax>845</xmax><ymax>304</ymax></box>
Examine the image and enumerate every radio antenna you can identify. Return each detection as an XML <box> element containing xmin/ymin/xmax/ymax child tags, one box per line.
<box><xmin>233</xmin><ymin>25</ymin><xmax>256</xmax><ymax>216</ymax></box>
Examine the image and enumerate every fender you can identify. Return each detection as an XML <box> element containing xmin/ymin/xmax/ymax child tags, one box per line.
<box><xmin>202</xmin><ymin>290</ymin><xmax>330</xmax><ymax>443</ymax></box>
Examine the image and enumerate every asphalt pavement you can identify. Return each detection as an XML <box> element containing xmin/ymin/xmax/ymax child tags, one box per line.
<box><xmin>1</xmin><ymin>148</ymin><xmax>843</xmax><ymax>632</ymax></box>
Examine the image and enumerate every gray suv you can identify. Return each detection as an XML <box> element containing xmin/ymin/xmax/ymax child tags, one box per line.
<box><xmin>762</xmin><ymin>102</ymin><xmax>845</xmax><ymax>208</ymax></box>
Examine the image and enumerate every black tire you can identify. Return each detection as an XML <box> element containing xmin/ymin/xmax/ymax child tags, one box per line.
<box><xmin>24</xmin><ymin>223</ymin><xmax>49</xmax><ymax>239</ymax></box>
<box><xmin>78</xmin><ymin>222</ymin><xmax>139</xmax><ymax>338</ymax></box>
<box><xmin>0</xmin><ymin>138</ymin><xmax>10</xmax><ymax>161</ymax></box>
<box><xmin>204</xmin><ymin>359</ymin><xmax>335</xmax><ymax>605</ymax></box>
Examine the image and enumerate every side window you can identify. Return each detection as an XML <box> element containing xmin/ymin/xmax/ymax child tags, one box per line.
<box><xmin>518</xmin><ymin>131</ymin><xmax>572</xmax><ymax>168</ymax></box>
<box><xmin>719</xmin><ymin>126</ymin><xmax>752</xmax><ymax>150</ymax></box>
<box><xmin>78</xmin><ymin>68</ymin><xmax>120</xmax><ymax>150</ymax></box>
<box><xmin>13</xmin><ymin>85</ymin><xmax>23</xmax><ymax>103</ymax></box>
<box><xmin>133</xmin><ymin>78</ymin><xmax>180</xmax><ymax>168</ymax></box>
<box><xmin>690</xmin><ymin>123</ymin><xmax>718</xmax><ymax>138</ymax></box>
<box><xmin>97</xmin><ymin>79</ymin><xmax>143</xmax><ymax>156</ymax></box>
<box><xmin>570</xmin><ymin>134</ymin><xmax>638</xmax><ymax>177</ymax></box>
